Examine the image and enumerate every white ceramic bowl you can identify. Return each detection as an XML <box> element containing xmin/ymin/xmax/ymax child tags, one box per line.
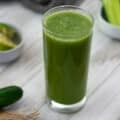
<box><xmin>0</xmin><ymin>24</ymin><xmax>23</xmax><ymax>63</ymax></box>
<box><xmin>98</xmin><ymin>8</ymin><xmax>120</xmax><ymax>39</ymax></box>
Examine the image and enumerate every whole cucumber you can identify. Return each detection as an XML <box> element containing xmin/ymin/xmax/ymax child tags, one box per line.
<box><xmin>0</xmin><ymin>86</ymin><xmax>23</xmax><ymax>108</ymax></box>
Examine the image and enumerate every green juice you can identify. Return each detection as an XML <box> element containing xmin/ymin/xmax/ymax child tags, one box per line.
<box><xmin>43</xmin><ymin>10</ymin><xmax>93</xmax><ymax>105</ymax></box>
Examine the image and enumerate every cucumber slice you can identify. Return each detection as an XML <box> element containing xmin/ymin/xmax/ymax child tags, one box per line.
<box><xmin>0</xmin><ymin>34</ymin><xmax>16</xmax><ymax>51</ymax></box>
<box><xmin>0</xmin><ymin>23</ymin><xmax>17</xmax><ymax>51</ymax></box>
<box><xmin>0</xmin><ymin>23</ymin><xmax>15</xmax><ymax>39</ymax></box>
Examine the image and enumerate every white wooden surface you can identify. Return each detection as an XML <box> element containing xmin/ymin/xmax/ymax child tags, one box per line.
<box><xmin>0</xmin><ymin>0</ymin><xmax>120</xmax><ymax>120</ymax></box>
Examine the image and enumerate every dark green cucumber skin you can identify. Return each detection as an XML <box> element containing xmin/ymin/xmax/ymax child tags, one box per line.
<box><xmin>0</xmin><ymin>86</ymin><xmax>23</xmax><ymax>108</ymax></box>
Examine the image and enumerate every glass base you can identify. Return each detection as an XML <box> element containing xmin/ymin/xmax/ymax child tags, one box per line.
<box><xmin>48</xmin><ymin>96</ymin><xmax>86</xmax><ymax>113</ymax></box>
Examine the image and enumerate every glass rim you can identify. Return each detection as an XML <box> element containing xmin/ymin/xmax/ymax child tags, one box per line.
<box><xmin>42</xmin><ymin>5</ymin><xmax>94</xmax><ymax>39</ymax></box>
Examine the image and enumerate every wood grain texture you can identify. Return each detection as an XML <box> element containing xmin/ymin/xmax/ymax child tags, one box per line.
<box><xmin>0</xmin><ymin>0</ymin><xmax>120</xmax><ymax>120</ymax></box>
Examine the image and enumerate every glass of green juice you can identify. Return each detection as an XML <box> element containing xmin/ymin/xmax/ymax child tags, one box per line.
<box><xmin>42</xmin><ymin>5</ymin><xmax>93</xmax><ymax>113</ymax></box>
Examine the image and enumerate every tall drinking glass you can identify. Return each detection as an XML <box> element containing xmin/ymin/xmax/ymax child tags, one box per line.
<box><xmin>43</xmin><ymin>5</ymin><xmax>93</xmax><ymax>113</ymax></box>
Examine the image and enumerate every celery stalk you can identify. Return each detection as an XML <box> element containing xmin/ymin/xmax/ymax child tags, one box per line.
<box><xmin>112</xmin><ymin>0</ymin><xmax>119</xmax><ymax>24</ymax></box>
<box><xmin>113</xmin><ymin>0</ymin><xmax>120</xmax><ymax>25</ymax></box>
<box><xmin>102</xmin><ymin>0</ymin><xmax>111</xmax><ymax>22</ymax></box>
<box><xmin>108</xmin><ymin>0</ymin><xmax>117</xmax><ymax>24</ymax></box>
<box><xmin>102</xmin><ymin>0</ymin><xmax>120</xmax><ymax>25</ymax></box>
<box><xmin>110</xmin><ymin>0</ymin><xmax>118</xmax><ymax>24</ymax></box>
